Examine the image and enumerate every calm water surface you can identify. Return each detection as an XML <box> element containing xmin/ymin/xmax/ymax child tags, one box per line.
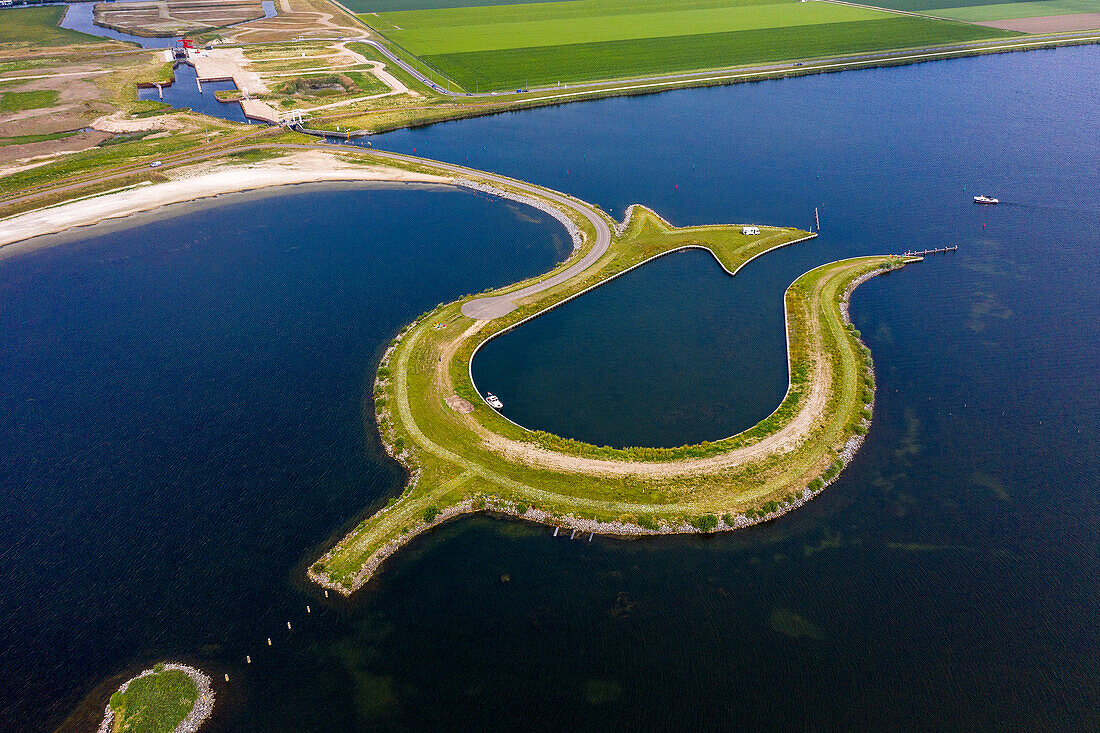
<box><xmin>139</xmin><ymin>64</ymin><xmax>251</xmax><ymax>124</ymax></box>
<box><xmin>1</xmin><ymin>47</ymin><xmax>1098</xmax><ymax>731</ymax></box>
<box><xmin>473</xmin><ymin>248</ymin><xmax>791</xmax><ymax>447</ymax></box>
<box><xmin>0</xmin><ymin>183</ymin><xmax>569</xmax><ymax>730</ymax></box>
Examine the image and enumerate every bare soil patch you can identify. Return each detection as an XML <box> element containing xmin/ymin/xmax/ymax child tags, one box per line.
<box><xmin>445</xmin><ymin>395</ymin><xmax>474</xmax><ymax>414</ymax></box>
<box><xmin>977</xmin><ymin>13</ymin><xmax>1100</xmax><ymax>32</ymax></box>
<box><xmin>94</xmin><ymin>0</ymin><xmax>265</xmax><ymax>37</ymax></box>
<box><xmin>0</xmin><ymin>130</ymin><xmax>111</xmax><ymax>166</ymax></box>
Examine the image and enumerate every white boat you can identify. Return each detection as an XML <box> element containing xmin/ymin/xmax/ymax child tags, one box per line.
<box><xmin>973</xmin><ymin>195</ymin><xmax>998</xmax><ymax>205</ymax></box>
<box><xmin>486</xmin><ymin>393</ymin><xmax>503</xmax><ymax>410</ymax></box>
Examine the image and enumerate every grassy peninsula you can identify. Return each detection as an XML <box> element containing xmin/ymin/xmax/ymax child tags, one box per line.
<box><xmin>311</xmin><ymin>197</ymin><xmax>915</xmax><ymax>594</ymax></box>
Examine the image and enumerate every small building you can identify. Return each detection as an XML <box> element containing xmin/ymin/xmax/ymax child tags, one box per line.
<box><xmin>742</xmin><ymin>226</ymin><xmax>761</xmax><ymax>236</ymax></box>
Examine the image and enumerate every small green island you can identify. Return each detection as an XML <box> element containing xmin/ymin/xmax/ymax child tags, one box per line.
<box><xmin>99</xmin><ymin>663</ymin><xmax>212</xmax><ymax>733</ymax></box>
<box><xmin>308</xmin><ymin>166</ymin><xmax>919</xmax><ymax>595</ymax></box>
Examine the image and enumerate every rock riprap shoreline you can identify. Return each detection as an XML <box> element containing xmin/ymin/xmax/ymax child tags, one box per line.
<box><xmin>454</xmin><ymin>178</ymin><xmax>583</xmax><ymax>250</ymax></box>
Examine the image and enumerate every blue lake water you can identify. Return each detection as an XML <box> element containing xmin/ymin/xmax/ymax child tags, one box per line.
<box><xmin>1</xmin><ymin>46</ymin><xmax>1098</xmax><ymax>732</ymax></box>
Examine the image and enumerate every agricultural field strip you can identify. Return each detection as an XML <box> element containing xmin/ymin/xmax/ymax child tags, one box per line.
<box><xmin>929</xmin><ymin>0</ymin><xmax>1100</xmax><ymax>21</ymax></box>
<box><xmin>376</xmin><ymin>0</ymin><xmax>814</xmax><ymax>27</ymax></box>
<box><xmin>357</xmin><ymin>0</ymin><xmax>1020</xmax><ymax>90</ymax></box>
<box><xmin>496</xmin><ymin>30</ymin><xmax>1065</xmax><ymax>90</ymax></box>
<box><xmin>849</xmin><ymin>0</ymin><xmax>1100</xmax><ymax>20</ymax></box>
<box><xmin>373</xmin><ymin>2</ymin><xmax>894</xmax><ymax>54</ymax></box>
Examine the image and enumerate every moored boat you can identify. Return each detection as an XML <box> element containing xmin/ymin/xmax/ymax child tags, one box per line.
<box><xmin>486</xmin><ymin>393</ymin><xmax>503</xmax><ymax>409</ymax></box>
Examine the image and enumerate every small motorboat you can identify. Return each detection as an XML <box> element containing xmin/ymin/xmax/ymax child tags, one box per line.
<box><xmin>485</xmin><ymin>393</ymin><xmax>503</xmax><ymax>410</ymax></box>
<box><xmin>973</xmin><ymin>195</ymin><xmax>999</xmax><ymax>205</ymax></box>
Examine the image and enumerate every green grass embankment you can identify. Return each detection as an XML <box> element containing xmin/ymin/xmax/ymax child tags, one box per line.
<box><xmin>313</xmin><ymin>198</ymin><xmax>912</xmax><ymax>593</ymax></box>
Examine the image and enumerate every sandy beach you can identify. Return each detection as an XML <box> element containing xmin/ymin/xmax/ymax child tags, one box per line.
<box><xmin>0</xmin><ymin>151</ymin><xmax>451</xmax><ymax>257</ymax></box>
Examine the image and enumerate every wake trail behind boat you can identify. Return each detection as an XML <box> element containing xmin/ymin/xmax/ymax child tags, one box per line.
<box><xmin>997</xmin><ymin>201</ymin><xmax>1100</xmax><ymax>219</ymax></box>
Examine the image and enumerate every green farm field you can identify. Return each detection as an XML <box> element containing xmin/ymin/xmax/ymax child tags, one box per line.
<box><xmin>347</xmin><ymin>0</ymin><xmax>562</xmax><ymax>10</ymax></box>
<box><xmin>0</xmin><ymin>6</ymin><xmax>103</xmax><ymax>47</ymax></box>
<box><xmin>359</xmin><ymin>0</ymin><xmax>1019</xmax><ymax>91</ymax></box>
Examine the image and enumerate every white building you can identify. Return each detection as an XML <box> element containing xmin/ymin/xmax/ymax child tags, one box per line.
<box><xmin>741</xmin><ymin>226</ymin><xmax>761</xmax><ymax>236</ymax></box>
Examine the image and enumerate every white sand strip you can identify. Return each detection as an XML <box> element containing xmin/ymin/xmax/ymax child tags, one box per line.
<box><xmin>0</xmin><ymin>152</ymin><xmax>450</xmax><ymax>255</ymax></box>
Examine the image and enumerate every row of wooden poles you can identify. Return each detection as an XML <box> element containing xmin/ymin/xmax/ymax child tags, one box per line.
<box><xmin>224</xmin><ymin>588</ymin><xmax>332</xmax><ymax>682</ymax></box>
